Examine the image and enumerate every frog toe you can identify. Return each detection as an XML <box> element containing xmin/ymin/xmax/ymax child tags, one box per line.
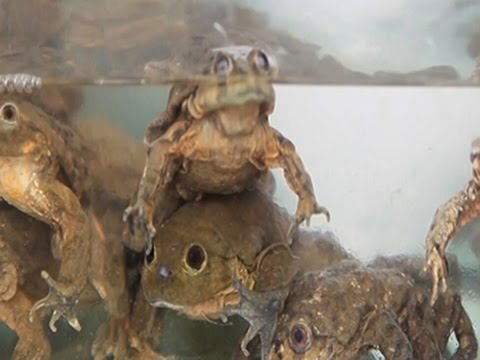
<box><xmin>29</xmin><ymin>271</ymin><xmax>80</xmax><ymax>332</ymax></box>
<box><xmin>314</xmin><ymin>204</ymin><xmax>331</xmax><ymax>222</ymax></box>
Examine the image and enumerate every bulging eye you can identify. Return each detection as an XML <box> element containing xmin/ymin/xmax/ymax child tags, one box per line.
<box><xmin>184</xmin><ymin>244</ymin><xmax>207</xmax><ymax>274</ymax></box>
<box><xmin>254</xmin><ymin>50</ymin><xmax>270</xmax><ymax>72</ymax></box>
<box><xmin>213</xmin><ymin>55</ymin><xmax>233</xmax><ymax>75</ymax></box>
<box><xmin>289</xmin><ymin>323</ymin><xmax>312</xmax><ymax>354</ymax></box>
<box><xmin>0</xmin><ymin>102</ymin><xmax>19</xmax><ymax>123</ymax></box>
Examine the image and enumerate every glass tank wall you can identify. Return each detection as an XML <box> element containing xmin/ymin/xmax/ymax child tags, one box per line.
<box><xmin>0</xmin><ymin>1</ymin><xmax>479</xmax><ymax>359</ymax></box>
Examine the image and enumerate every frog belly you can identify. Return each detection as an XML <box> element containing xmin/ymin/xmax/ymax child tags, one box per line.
<box><xmin>175</xmin><ymin>160</ymin><xmax>262</xmax><ymax>195</ymax></box>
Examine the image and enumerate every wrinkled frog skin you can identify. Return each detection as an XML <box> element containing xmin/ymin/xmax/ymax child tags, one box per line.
<box><xmin>0</xmin><ymin>95</ymin><xmax>91</xmax><ymax>331</ymax></box>
<box><xmin>425</xmin><ymin>137</ymin><xmax>480</xmax><ymax>304</ymax></box>
<box><xmin>124</xmin><ymin>45</ymin><xmax>329</xmax><ymax>254</ymax></box>
<box><xmin>142</xmin><ymin>189</ymin><xmax>349</xmax><ymax>359</ymax></box>
<box><xmin>269</xmin><ymin>259</ymin><xmax>477</xmax><ymax>360</ymax></box>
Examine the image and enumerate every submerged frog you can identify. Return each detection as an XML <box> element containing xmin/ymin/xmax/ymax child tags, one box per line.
<box><xmin>0</xmin><ymin>202</ymin><xmax>58</xmax><ymax>360</ymax></box>
<box><xmin>141</xmin><ymin>189</ymin><xmax>349</xmax><ymax>359</ymax></box>
<box><xmin>124</xmin><ymin>45</ymin><xmax>329</xmax><ymax>253</ymax></box>
<box><xmin>425</xmin><ymin>137</ymin><xmax>480</xmax><ymax>304</ymax></box>
<box><xmin>0</xmin><ymin>95</ymin><xmax>92</xmax><ymax>332</ymax></box>
<box><xmin>269</xmin><ymin>259</ymin><xmax>478</xmax><ymax>360</ymax></box>
<box><xmin>77</xmin><ymin>119</ymin><xmax>148</xmax><ymax>360</ymax></box>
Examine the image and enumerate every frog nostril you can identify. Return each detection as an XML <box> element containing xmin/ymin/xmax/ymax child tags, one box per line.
<box><xmin>158</xmin><ymin>265</ymin><xmax>173</xmax><ymax>279</ymax></box>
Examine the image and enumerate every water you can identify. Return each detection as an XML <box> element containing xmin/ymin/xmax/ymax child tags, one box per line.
<box><xmin>1</xmin><ymin>0</ymin><xmax>480</xmax><ymax>358</ymax></box>
<box><xmin>0</xmin><ymin>84</ymin><xmax>478</xmax><ymax>359</ymax></box>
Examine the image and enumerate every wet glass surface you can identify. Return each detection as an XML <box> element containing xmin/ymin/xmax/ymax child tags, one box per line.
<box><xmin>0</xmin><ymin>0</ymin><xmax>479</xmax><ymax>85</ymax></box>
<box><xmin>0</xmin><ymin>1</ymin><xmax>480</xmax><ymax>359</ymax></box>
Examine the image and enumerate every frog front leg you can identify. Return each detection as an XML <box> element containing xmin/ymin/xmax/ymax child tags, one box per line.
<box><xmin>264</xmin><ymin>128</ymin><xmax>330</xmax><ymax>238</ymax></box>
<box><xmin>24</xmin><ymin>180</ymin><xmax>90</xmax><ymax>332</ymax></box>
<box><xmin>124</xmin><ymin>121</ymin><xmax>189</xmax><ymax>254</ymax></box>
<box><xmin>357</xmin><ymin>309</ymin><xmax>414</xmax><ymax>360</ymax></box>
<box><xmin>425</xmin><ymin>180</ymin><xmax>480</xmax><ymax>305</ymax></box>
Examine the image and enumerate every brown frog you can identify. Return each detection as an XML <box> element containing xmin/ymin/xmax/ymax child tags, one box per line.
<box><xmin>425</xmin><ymin>137</ymin><xmax>480</xmax><ymax>304</ymax></box>
<box><xmin>76</xmin><ymin>118</ymin><xmax>148</xmax><ymax>360</ymax></box>
<box><xmin>0</xmin><ymin>202</ymin><xmax>58</xmax><ymax>360</ymax></box>
<box><xmin>124</xmin><ymin>45</ymin><xmax>329</xmax><ymax>254</ymax></box>
<box><xmin>141</xmin><ymin>188</ymin><xmax>349</xmax><ymax>360</ymax></box>
<box><xmin>269</xmin><ymin>259</ymin><xmax>478</xmax><ymax>360</ymax></box>
<box><xmin>0</xmin><ymin>95</ymin><xmax>92</xmax><ymax>332</ymax></box>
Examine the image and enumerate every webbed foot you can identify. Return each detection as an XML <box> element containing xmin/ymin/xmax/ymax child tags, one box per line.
<box><xmin>227</xmin><ymin>278</ymin><xmax>287</xmax><ymax>360</ymax></box>
<box><xmin>29</xmin><ymin>270</ymin><xmax>81</xmax><ymax>332</ymax></box>
<box><xmin>425</xmin><ymin>245</ymin><xmax>448</xmax><ymax>306</ymax></box>
<box><xmin>0</xmin><ymin>73</ymin><xmax>42</xmax><ymax>94</ymax></box>
<box><xmin>92</xmin><ymin>318</ymin><xmax>128</xmax><ymax>360</ymax></box>
<box><xmin>123</xmin><ymin>201</ymin><xmax>156</xmax><ymax>254</ymax></box>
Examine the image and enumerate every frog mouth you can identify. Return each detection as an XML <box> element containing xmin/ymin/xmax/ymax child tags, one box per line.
<box><xmin>146</xmin><ymin>284</ymin><xmax>240</xmax><ymax>321</ymax></box>
<box><xmin>189</xmin><ymin>76</ymin><xmax>275</xmax><ymax>118</ymax></box>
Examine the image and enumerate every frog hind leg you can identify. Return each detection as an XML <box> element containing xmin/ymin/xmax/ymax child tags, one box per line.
<box><xmin>227</xmin><ymin>278</ymin><xmax>287</xmax><ymax>360</ymax></box>
<box><xmin>24</xmin><ymin>179</ymin><xmax>90</xmax><ymax>332</ymax></box>
<box><xmin>89</xmin><ymin>212</ymin><xmax>130</xmax><ymax>360</ymax></box>
<box><xmin>1</xmin><ymin>291</ymin><xmax>51</xmax><ymax>360</ymax></box>
<box><xmin>425</xmin><ymin>181</ymin><xmax>479</xmax><ymax>305</ymax></box>
<box><xmin>358</xmin><ymin>309</ymin><xmax>414</xmax><ymax>360</ymax></box>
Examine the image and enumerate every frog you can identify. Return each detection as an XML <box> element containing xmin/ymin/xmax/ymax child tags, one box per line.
<box><xmin>124</xmin><ymin>45</ymin><xmax>329</xmax><ymax>254</ymax></box>
<box><xmin>74</xmin><ymin>118</ymin><xmax>152</xmax><ymax>360</ymax></box>
<box><xmin>141</xmin><ymin>188</ymin><xmax>349</xmax><ymax>360</ymax></box>
<box><xmin>268</xmin><ymin>259</ymin><xmax>478</xmax><ymax>360</ymax></box>
<box><xmin>425</xmin><ymin>137</ymin><xmax>480</xmax><ymax>305</ymax></box>
<box><xmin>0</xmin><ymin>94</ymin><xmax>93</xmax><ymax>333</ymax></box>
<box><xmin>0</xmin><ymin>202</ymin><xmax>58</xmax><ymax>360</ymax></box>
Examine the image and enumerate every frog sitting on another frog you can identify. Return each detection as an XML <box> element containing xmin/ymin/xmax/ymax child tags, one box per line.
<box><xmin>0</xmin><ymin>94</ymin><xmax>92</xmax><ymax>332</ymax></box>
<box><xmin>425</xmin><ymin>137</ymin><xmax>480</xmax><ymax>304</ymax></box>
<box><xmin>124</xmin><ymin>45</ymin><xmax>329</xmax><ymax>254</ymax></box>
<box><xmin>141</xmin><ymin>188</ymin><xmax>349</xmax><ymax>360</ymax></box>
<box><xmin>268</xmin><ymin>259</ymin><xmax>477</xmax><ymax>360</ymax></box>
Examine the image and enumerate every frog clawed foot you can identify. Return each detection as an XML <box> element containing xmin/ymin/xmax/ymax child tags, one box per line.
<box><xmin>123</xmin><ymin>203</ymin><xmax>157</xmax><ymax>254</ymax></box>
<box><xmin>295</xmin><ymin>198</ymin><xmax>330</xmax><ymax>227</ymax></box>
<box><xmin>287</xmin><ymin>201</ymin><xmax>330</xmax><ymax>242</ymax></box>
<box><xmin>425</xmin><ymin>245</ymin><xmax>449</xmax><ymax>306</ymax></box>
<box><xmin>0</xmin><ymin>73</ymin><xmax>42</xmax><ymax>94</ymax></box>
<box><xmin>29</xmin><ymin>270</ymin><xmax>81</xmax><ymax>333</ymax></box>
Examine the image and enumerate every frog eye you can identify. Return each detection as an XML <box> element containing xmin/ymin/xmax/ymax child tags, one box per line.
<box><xmin>183</xmin><ymin>243</ymin><xmax>207</xmax><ymax>275</ymax></box>
<box><xmin>289</xmin><ymin>323</ymin><xmax>312</xmax><ymax>354</ymax></box>
<box><xmin>0</xmin><ymin>102</ymin><xmax>20</xmax><ymax>124</ymax></box>
<box><xmin>253</xmin><ymin>50</ymin><xmax>270</xmax><ymax>72</ymax></box>
<box><xmin>213</xmin><ymin>55</ymin><xmax>233</xmax><ymax>76</ymax></box>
